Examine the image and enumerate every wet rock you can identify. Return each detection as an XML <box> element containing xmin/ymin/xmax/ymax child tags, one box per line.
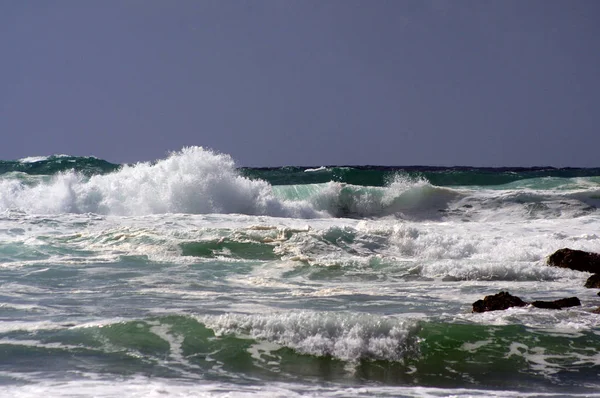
<box><xmin>472</xmin><ymin>291</ymin><xmax>527</xmax><ymax>313</ymax></box>
<box><xmin>530</xmin><ymin>301</ymin><xmax>561</xmax><ymax>309</ymax></box>
<box><xmin>553</xmin><ymin>297</ymin><xmax>582</xmax><ymax>308</ymax></box>
<box><xmin>547</xmin><ymin>248</ymin><xmax>600</xmax><ymax>273</ymax></box>
<box><xmin>473</xmin><ymin>292</ymin><xmax>581</xmax><ymax>313</ymax></box>
<box><xmin>584</xmin><ymin>274</ymin><xmax>600</xmax><ymax>288</ymax></box>
<box><xmin>531</xmin><ymin>297</ymin><xmax>581</xmax><ymax>309</ymax></box>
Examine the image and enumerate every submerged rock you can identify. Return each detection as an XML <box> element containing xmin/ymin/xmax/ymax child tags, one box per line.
<box><xmin>584</xmin><ymin>274</ymin><xmax>600</xmax><ymax>288</ymax></box>
<box><xmin>553</xmin><ymin>297</ymin><xmax>582</xmax><ymax>308</ymax></box>
<box><xmin>473</xmin><ymin>292</ymin><xmax>581</xmax><ymax>312</ymax></box>
<box><xmin>531</xmin><ymin>297</ymin><xmax>581</xmax><ymax>309</ymax></box>
<box><xmin>547</xmin><ymin>248</ymin><xmax>600</xmax><ymax>273</ymax></box>
<box><xmin>472</xmin><ymin>291</ymin><xmax>527</xmax><ymax>313</ymax></box>
<box><xmin>530</xmin><ymin>300</ymin><xmax>561</xmax><ymax>309</ymax></box>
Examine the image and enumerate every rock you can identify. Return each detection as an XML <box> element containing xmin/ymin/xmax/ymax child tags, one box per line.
<box><xmin>547</xmin><ymin>248</ymin><xmax>600</xmax><ymax>273</ymax></box>
<box><xmin>472</xmin><ymin>291</ymin><xmax>527</xmax><ymax>313</ymax></box>
<box><xmin>473</xmin><ymin>292</ymin><xmax>582</xmax><ymax>313</ymax></box>
<box><xmin>585</xmin><ymin>274</ymin><xmax>600</xmax><ymax>288</ymax></box>
<box><xmin>531</xmin><ymin>297</ymin><xmax>581</xmax><ymax>309</ymax></box>
<box><xmin>553</xmin><ymin>297</ymin><xmax>582</xmax><ymax>308</ymax></box>
<box><xmin>530</xmin><ymin>301</ymin><xmax>561</xmax><ymax>309</ymax></box>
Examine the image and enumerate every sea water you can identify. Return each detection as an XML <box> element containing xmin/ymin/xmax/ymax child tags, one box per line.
<box><xmin>0</xmin><ymin>146</ymin><xmax>599</xmax><ymax>397</ymax></box>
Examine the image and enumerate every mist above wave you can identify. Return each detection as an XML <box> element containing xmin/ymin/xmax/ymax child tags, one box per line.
<box><xmin>0</xmin><ymin>147</ymin><xmax>321</xmax><ymax>217</ymax></box>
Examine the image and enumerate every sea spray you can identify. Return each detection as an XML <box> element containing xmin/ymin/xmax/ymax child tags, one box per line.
<box><xmin>0</xmin><ymin>147</ymin><xmax>322</xmax><ymax>217</ymax></box>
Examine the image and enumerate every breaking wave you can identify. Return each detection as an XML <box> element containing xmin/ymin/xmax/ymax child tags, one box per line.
<box><xmin>0</xmin><ymin>146</ymin><xmax>598</xmax><ymax>220</ymax></box>
<box><xmin>0</xmin><ymin>147</ymin><xmax>320</xmax><ymax>217</ymax></box>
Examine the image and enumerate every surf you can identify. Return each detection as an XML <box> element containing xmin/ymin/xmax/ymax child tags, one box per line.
<box><xmin>0</xmin><ymin>147</ymin><xmax>598</xmax><ymax>222</ymax></box>
<box><xmin>0</xmin><ymin>147</ymin><xmax>322</xmax><ymax>217</ymax></box>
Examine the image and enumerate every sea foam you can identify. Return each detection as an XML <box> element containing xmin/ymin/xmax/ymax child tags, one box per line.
<box><xmin>201</xmin><ymin>311</ymin><xmax>419</xmax><ymax>362</ymax></box>
<box><xmin>0</xmin><ymin>147</ymin><xmax>322</xmax><ymax>218</ymax></box>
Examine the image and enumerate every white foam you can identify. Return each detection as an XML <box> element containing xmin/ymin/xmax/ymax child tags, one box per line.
<box><xmin>0</xmin><ymin>320</ymin><xmax>63</xmax><ymax>333</ymax></box>
<box><xmin>1</xmin><ymin>147</ymin><xmax>324</xmax><ymax>218</ymax></box>
<box><xmin>17</xmin><ymin>156</ymin><xmax>48</xmax><ymax>163</ymax></box>
<box><xmin>304</xmin><ymin>166</ymin><xmax>326</xmax><ymax>172</ymax></box>
<box><xmin>200</xmin><ymin>311</ymin><xmax>419</xmax><ymax>362</ymax></box>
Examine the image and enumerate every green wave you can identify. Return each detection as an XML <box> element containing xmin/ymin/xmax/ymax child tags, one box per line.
<box><xmin>242</xmin><ymin>166</ymin><xmax>600</xmax><ymax>187</ymax></box>
<box><xmin>4</xmin><ymin>154</ymin><xmax>599</xmax><ymax>187</ymax></box>
<box><xmin>0</xmin><ymin>155</ymin><xmax>600</xmax><ymax>189</ymax></box>
<box><xmin>0</xmin><ymin>155</ymin><xmax>120</xmax><ymax>176</ymax></box>
<box><xmin>180</xmin><ymin>239</ymin><xmax>278</xmax><ymax>260</ymax></box>
<box><xmin>272</xmin><ymin>181</ymin><xmax>460</xmax><ymax>218</ymax></box>
<box><xmin>2</xmin><ymin>315</ymin><xmax>599</xmax><ymax>392</ymax></box>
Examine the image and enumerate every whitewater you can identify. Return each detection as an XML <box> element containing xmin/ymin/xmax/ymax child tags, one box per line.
<box><xmin>1</xmin><ymin>146</ymin><xmax>600</xmax><ymax>397</ymax></box>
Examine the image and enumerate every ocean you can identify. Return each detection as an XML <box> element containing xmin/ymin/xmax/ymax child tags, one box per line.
<box><xmin>1</xmin><ymin>146</ymin><xmax>600</xmax><ymax>397</ymax></box>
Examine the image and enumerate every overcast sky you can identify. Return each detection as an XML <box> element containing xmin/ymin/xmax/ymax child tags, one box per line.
<box><xmin>1</xmin><ymin>1</ymin><xmax>599</xmax><ymax>166</ymax></box>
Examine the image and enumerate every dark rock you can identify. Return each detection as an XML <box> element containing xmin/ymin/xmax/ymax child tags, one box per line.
<box><xmin>585</xmin><ymin>274</ymin><xmax>600</xmax><ymax>288</ymax></box>
<box><xmin>553</xmin><ymin>297</ymin><xmax>581</xmax><ymax>308</ymax></box>
<box><xmin>473</xmin><ymin>292</ymin><xmax>582</xmax><ymax>313</ymax></box>
<box><xmin>531</xmin><ymin>297</ymin><xmax>581</xmax><ymax>310</ymax></box>
<box><xmin>472</xmin><ymin>291</ymin><xmax>527</xmax><ymax>313</ymax></box>
<box><xmin>547</xmin><ymin>248</ymin><xmax>600</xmax><ymax>273</ymax></box>
<box><xmin>530</xmin><ymin>301</ymin><xmax>561</xmax><ymax>309</ymax></box>
<box><xmin>592</xmin><ymin>307</ymin><xmax>600</xmax><ymax>314</ymax></box>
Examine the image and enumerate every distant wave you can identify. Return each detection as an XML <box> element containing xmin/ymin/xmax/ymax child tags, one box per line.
<box><xmin>303</xmin><ymin>166</ymin><xmax>327</xmax><ymax>172</ymax></box>
<box><xmin>242</xmin><ymin>165</ymin><xmax>600</xmax><ymax>187</ymax></box>
<box><xmin>2</xmin><ymin>151</ymin><xmax>600</xmax><ymax>187</ymax></box>
<box><xmin>272</xmin><ymin>177</ymin><xmax>460</xmax><ymax>219</ymax></box>
<box><xmin>0</xmin><ymin>147</ymin><xmax>598</xmax><ymax>219</ymax></box>
<box><xmin>0</xmin><ymin>155</ymin><xmax>119</xmax><ymax>176</ymax></box>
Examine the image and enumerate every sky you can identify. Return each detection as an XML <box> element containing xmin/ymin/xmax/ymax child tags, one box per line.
<box><xmin>1</xmin><ymin>0</ymin><xmax>599</xmax><ymax>167</ymax></box>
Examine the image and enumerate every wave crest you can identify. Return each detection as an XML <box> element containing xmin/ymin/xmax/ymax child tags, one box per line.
<box><xmin>0</xmin><ymin>147</ymin><xmax>322</xmax><ymax>217</ymax></box>
<box><xmin>273</xmin><ymin>176</ymin><xmax>460</xmax><ymax>219</ymax></box>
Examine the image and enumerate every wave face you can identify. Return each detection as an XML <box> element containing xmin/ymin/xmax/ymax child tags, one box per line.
<box><xmin>272</xmin><ymin>177</ymin><xmax>461</xmax><ymax>219</ymax></box>
<box><xmin>4</xmin><ymin>313</ymin><xmax>599</xmax><ymax>391</ymax></box>
<box><xmin>0</xmin><ymin>147</ymin><xmax>598</xmax><ymax>220</ymax></box>
<box><xmin>242</xmin><ymin>165</ymin><xmax>600</xmax><ymax>187</ymax></box>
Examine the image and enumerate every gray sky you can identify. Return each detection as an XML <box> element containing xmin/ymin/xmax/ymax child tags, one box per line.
<box><xmin>1</xmin><ymin>0</ymin><xmax>599</xmax><ymax>166</ymax></box>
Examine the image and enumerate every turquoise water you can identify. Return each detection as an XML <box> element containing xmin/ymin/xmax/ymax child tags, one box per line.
<box><xmin>0</xmin><ymin>147</ymin><xmax>599</xmax><ymax>397</ymax></box>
